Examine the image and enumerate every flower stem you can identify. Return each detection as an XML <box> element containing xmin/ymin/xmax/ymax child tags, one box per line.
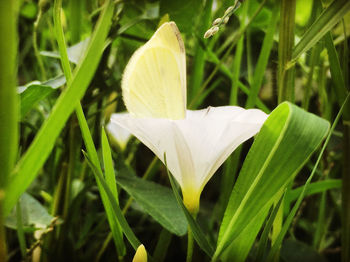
<box><xmin>186</xmin><ymin>226</ymin><xmax>194</xmax><ymax>262</ymax></box>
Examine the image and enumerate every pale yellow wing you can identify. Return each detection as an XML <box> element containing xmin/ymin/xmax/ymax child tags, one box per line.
<box><xmin>122</xmin><ymin>22</ymin><xmax>186</xmax><ymax>119</ymax></box>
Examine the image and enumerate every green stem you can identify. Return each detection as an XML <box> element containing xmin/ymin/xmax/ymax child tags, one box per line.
<box><xmin>33</xmin><ymin>7</ymin><xmax>47</xmax><ymax>81</ymax></box>
<box><xmin>0</xmin><ymin>0</ymin><xmax>18</xmax><ymax>260</ymax></box>
<box><xmin>16</xmin><ymin>201</ymin><xmax>27</xmax><ymax>259</ymax></box>
<box><xmin>186</xmin><ymin>226</ymin><xmax>194</xmax><ymax>262</ymax></box>
<box><xmin>278</xmin><ymin>0</ymin><xmax>296</xmax><ymax>103</ymax></box>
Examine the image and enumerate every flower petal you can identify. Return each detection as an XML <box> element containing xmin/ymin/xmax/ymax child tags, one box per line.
<box><xmin>106</xmin><ymin>113</ymin><xmax>132</xmax><ymax>150</ymax></box>
<box><xmin>110</xmin><ymin>113</ymin><xmax>192</xmax><ymax>188</ymax></box>
<box><xmin>174</xmin><ymin>106</ymin><xmax>268</xmax><ymax>191</ymax></box>
<box><xmin>111</xmin><ymin>106</ymin><xmax>268</xmax><ymax>208</ymax></box>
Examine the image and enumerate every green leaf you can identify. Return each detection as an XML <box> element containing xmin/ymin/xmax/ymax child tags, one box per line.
<box><xmin>4</xmin><ymin>0</ymin><xmax>114</xmax><ymax>217</ymax></box>
<box><xmin>116</xmin><ymin>174</ymin><xmax>187</xmax><ymax>236</ymax></box>
<box><xmin>18</xmin><ymin>75</ymin><xmax>66</xmax><ymax>118</ymax></box>
<box><xmin>280</xmin><ymin>239</ymin><xmax>328</xmax><ymax>262</ymax></box>
<box><xmin>285</xmin><ymin>179</ymin><xmax>341</xmax><ymax>205</ymax></box>
<box><xmin>213</xmin><ymin>102</ymin><xmax>330</xmax><ymax>260</ymax></box>
<box><xmin>159</xmin><ymin>0</ymin><xmax>202</xmax><ymax>34</ymax></box>
<box><xmin>40</xmin><ymin>37</ymin><xmax>90</xmax><ymax>64</ymax></box>
<box><xmin>292</xmin><ymin>0</ymin><xmax>350</xmax><ymax>63</ymax></box>
<box><xmin>5</xmin><ymin>193</ymin><xmax>54</xmax><ymax>231</ymax></box>
<box><xmin>265</xmin><ymin>94</ymin><xmax>349</xmax><ymax>261</ymax></box>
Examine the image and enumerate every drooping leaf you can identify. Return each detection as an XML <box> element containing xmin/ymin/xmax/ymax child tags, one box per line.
<box><xmin>5</xmin><ymin>193</ymin><xmax>54</xmax><ymax>231</ymax></box>
<box><xmin>116</xmin><ymin>174</ymin><xmax>188</xmax><ymax>236</ymax></box>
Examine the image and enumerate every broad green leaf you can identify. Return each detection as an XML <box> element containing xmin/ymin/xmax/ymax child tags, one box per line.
<box><xmin>5</xmin><ymin>193</ymin><xmax>54</xmax><ymax>231</ymax></box>
<box><xmin>265</xmin><ymin>94</ymin><xmax>349</xmax><ymax>261</ymax></box>
<box><xmin>3</xmin><ymin>0</ymin><xmax>114</xmax><ymax>217</ymax></box>
<box><xmin>291</xmin><ymin>0</ymin><xmax>350</xmax><ymax>63</ymax></box>
<box><xmin>116</xmin><ymin>174</ymin><xmax>187</xmax><ymax>236</ymax></box>
<box><xmin>18</xmin><ymin>75</ymin><xmax>66</xmax><ymax>118</ymax></box>
<box><xmin>213</xmin><ymin>102</ymin><xmax>330</xmax><ymax>260</ymax></box>
<box><xmin>101</xmin><ymin>128</ymin><xmax>126</xmax><ymax>257</ymax></box>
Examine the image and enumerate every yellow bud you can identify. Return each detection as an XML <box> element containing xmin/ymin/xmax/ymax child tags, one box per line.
<box><xmin>132</xmin><ymin>245</ymin><xmax>147</xmax><ymax>262</ymax></box>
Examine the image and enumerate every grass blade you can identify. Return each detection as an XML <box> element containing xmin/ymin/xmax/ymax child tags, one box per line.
<box><xmin>4</xmin><ymin>0</ymin><xmax>114</xmax><ymax>217</ymax></box>
<box><xmin>0</xmin><ymin>0</ymin><xmax>18</xmax><ymax>259</ymax></box>
<box><xmin>246</xmin><ymin>4</ymin><xmax>279</xmax><ymax>108</ymax></box>
<box><xmin>277</xmin><ymin>0</ymin><xmax>296</xmax><ymax>103</ymax></box>
<box><xmin>83</xmin><ymin>152</ymin><xmax>142</xmax><ymax>250</ymax></box>
<box><xmin>291</xmin><ymin>0</ymin><xmax>350</xmax><ymax>64</ymax></box>
<box><xmin>101</xmin><ymin>128</ymin><xmax>126</xmax><ymax>258</ymax></box>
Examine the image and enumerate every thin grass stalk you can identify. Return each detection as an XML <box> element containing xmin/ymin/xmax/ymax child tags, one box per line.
<box><xmin>302</xmin><ymin>44</ymin><xmax>321</xmax><ymax>110</ymax></box>
<box><xmin>0</xmin><ymin>0</ymin><xmax>18</xmax><ymax>260</ymax></box>
<box><xmin>53</xmin><ymin>0</ymin><xmax>126</xmax><ymax>258</ymax></box>
<box><xmin>153</xmin><ymin>229</ymin><xmax>172</xmax><ymax>262</ymax></box>
<box><xmin>33</xmin><ymin>1</ymin><xmax>47</xmax><ymax>81</ymax></box>
<box><xmin>189</xmin><ymin>0</ymin><xmax>213</xmax><ymax>101</ymax></box>
<box><xmin>341</xmin><ymin>18</ymin><xmax>350</xmax><ymax>262</ymax></box>
<box><xmin>278</xmin><ymin>0</ymin><xmax>296</xmax><ymax>103</ymax></box>
<box><xmin>245</xmin><ymin>3</ymin><xmax>279</xmax><ymax>108</ymax></box>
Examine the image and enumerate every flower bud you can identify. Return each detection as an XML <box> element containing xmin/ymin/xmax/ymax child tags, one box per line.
<box><xmin>204</xmin><ymin>29</ymin><xmax>212</xmax><ymax>39</ymax></box>
<box><xmin>211</xmin><ymin>26</ymin><xmax>219</xmax><ymax>35</ymax></box>
<box><xmin>132</xmin><ymin>245</ymin><xmax>147</xmax><ymax>262</ymax></box>
<box><xmin>224</xmin><ymin>5</ymin><xmax>235</xmax><ymax>16</ymax></box>
<box><xmin>223</xmin><ymin>17</ymin><xmax>230</xmax><ymax>24</ymax></box>
<box><xmin>212</xmin><ymin>18</ymin><xmax>222</xmax><ymax>26</ymax></box>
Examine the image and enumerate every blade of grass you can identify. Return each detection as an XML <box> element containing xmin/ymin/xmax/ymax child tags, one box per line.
<box><xmin>0</xmin><ymin>0</ymin><xmax>18</xmax><ymax>259</ymax></box>
<box><xmin>153</xmin><ymin>229</ymin><xmax>172</xmax><ymax>262</ymax></box>
<box><xmin>54</xmin><ymin>0</ymin><xmax>126</xmax><ymax>258</ymax></box>
<box><xmin>188</xmin><ymin>0</ymin><xmax>213</xmax><ymax>101</ymax></box>
<box><xmin>246</xmin><ymin>4</ymin><xmax>278</xmax><ymax>108</ymax></box>
<box><xmin>83</xmin><ymin>152</ymin><xmax>142</xmax><ymax>250</ymax></box>
<box><xmin>324</xmin><ymin>32</ymin><xmax>348</xmax><ymax>116</ymax></box>
<box><xmin>190</xmin><ymin>42</ymin><xmax>270</xmax><ymax>112</ymax></box>
<box><xmin>165</xmin><ymin>154</ymin><xmax>215</xmax><ymax>257</ymax></box>
<box><xmin>254</xmin><ymin>193</ymin><xmax>284</xmax><ymax>262</ymax></box>
<box><xmin>291</xmin><ymin>0</ymin><xmax>350</xmax><ymax>65</ymax></box>
<box><xmin>102</xmin><ymin>128</ymin><xmax>126</xmax><ymax>258</ymax></box>
<box><xmin>265</xmin><ymin>93</ymin><xmax>350</xmax><ymax>261</ymax></box>
<box><xmin>230</xmin><ymin>0</ymin><xmax>248</xmax><ymax>105</ymax></box>
<box><xmin>277</xmin><ymin>0</ymin><xmax>296</xmax><ymax>103</ymax></box>
<box><xmin>341</xmin><ymin>19</ymin><xmax>350</xmax><ymax>262</ymax></box>
<box><xmin>4</xmin><ymin>0</ymin><xmax>114</xmax><ymax>217</ymax></box>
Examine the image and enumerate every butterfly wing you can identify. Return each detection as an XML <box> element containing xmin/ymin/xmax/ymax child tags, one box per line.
<box><xmin>122</xmin><ymin>22</ymin><xmax>186</xmax><ymax>119</ymax></box>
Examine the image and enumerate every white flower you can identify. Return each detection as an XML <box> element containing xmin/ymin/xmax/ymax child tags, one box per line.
<box><xmin>111</xmin><ymin>107</ymin><xmax>267</xmax><ymax>213</ymax></box>
<box><xmin>109</xmin><ymin>22</ymin><xmax>268</xmax><ymax>213</ymax></box>
<box><xmin>106</xmin><ymin>113</ymin><xmax>132</xmax><ymax>151</ymax></box>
